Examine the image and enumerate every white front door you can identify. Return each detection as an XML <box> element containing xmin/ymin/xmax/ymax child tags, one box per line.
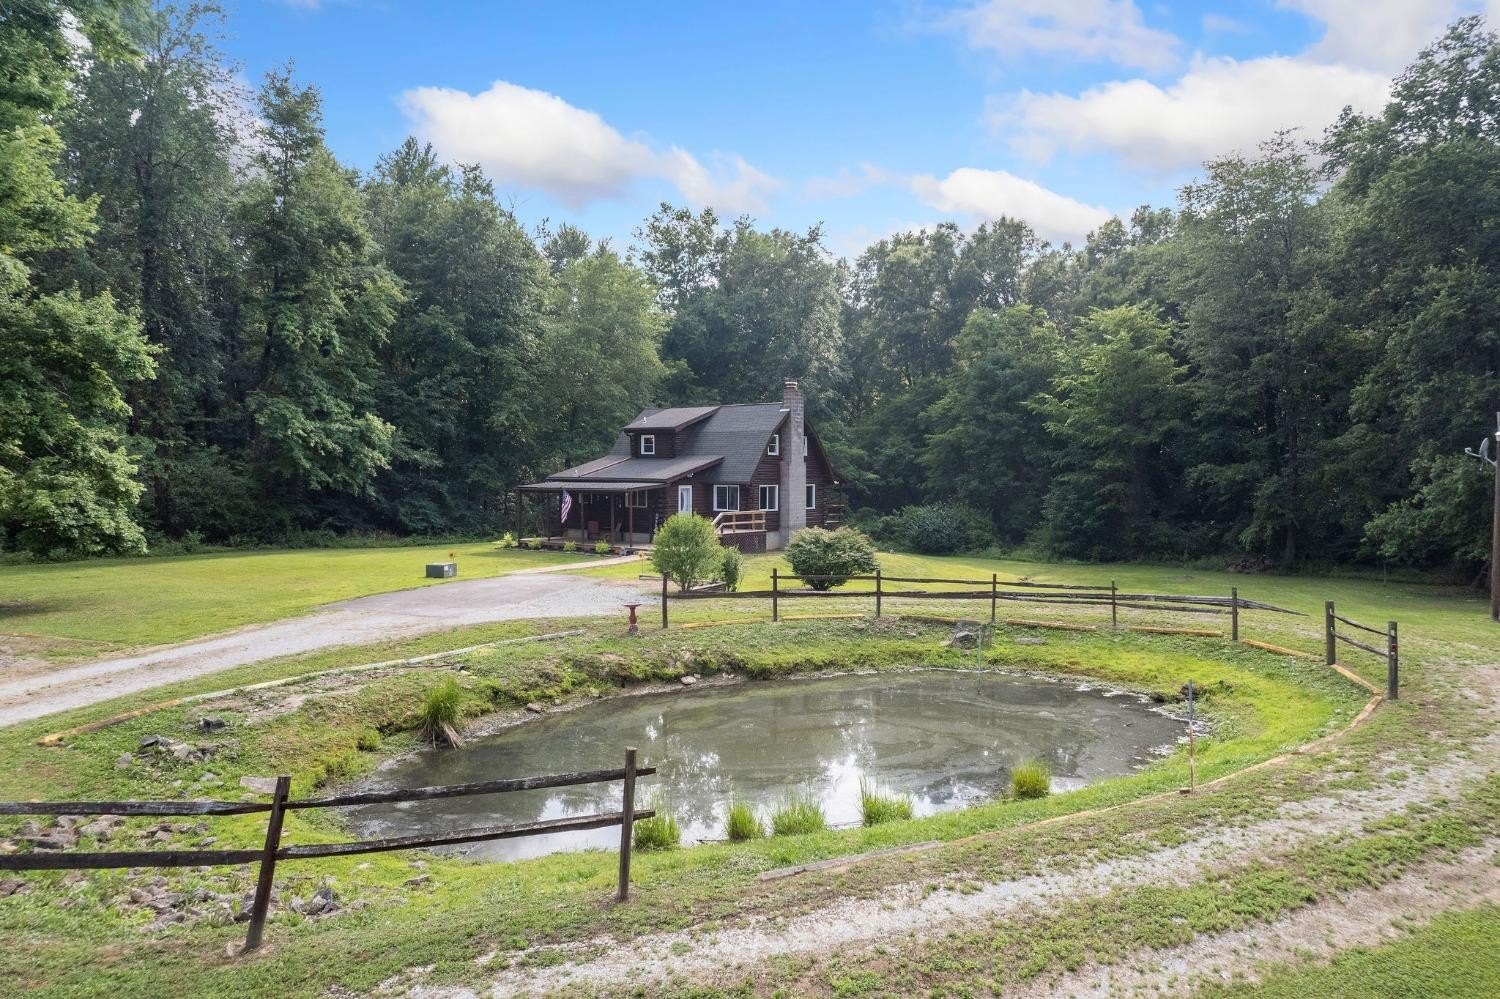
<box><xmin>678</xmin><ymin>484</ymin><xmax>693</xmax><ymax>514</ymax></box>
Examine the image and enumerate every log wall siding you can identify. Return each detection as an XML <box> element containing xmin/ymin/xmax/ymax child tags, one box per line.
<box><xmin>626</xmin><ymin>430</ymin><xmax>676</xmax><ymax>459</ymax></box>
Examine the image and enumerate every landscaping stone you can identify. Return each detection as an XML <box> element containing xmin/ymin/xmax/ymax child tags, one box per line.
<box><xmin>239</xmin><ymin>776</ymin><xmax>279</xmax><ymax>794</ymax></box>
<box><xmin>138</xmin><ymin>735</ymin><xmax>162</xmax><ymax>749</ymax></box>
<box><xmin>525</xmin><ymin>702</ymin><xmax>544</xmax><ymax>713</ymax></box>
<box><xmin>680</xmin><ymin>675</ymin><xmax>698</xmax><ymax>686</ymax></box>
<box><xmin>0</xmin><ymin>879</ymin><xmax>29</xmax><ymax>898</ymax></box>
<box><xmin>115</xmin><ymin>753</ymin><xmax>134</xmax><ymax>769</ymax></box>
<box><xmin>198</xmin><ymin>716</ymin><xmax>227</xmax><ymax>732</ymax></box>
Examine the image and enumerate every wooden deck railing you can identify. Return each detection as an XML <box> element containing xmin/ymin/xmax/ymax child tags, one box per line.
<box><xmin>712</xmin><ymin>510</ymin><xmax>767</xmax><ymax>534</ymax></box>
<box><xmin>0</xmin><ymin>749</ymin><xmax>654</xmax><ymax>954</ymax></box>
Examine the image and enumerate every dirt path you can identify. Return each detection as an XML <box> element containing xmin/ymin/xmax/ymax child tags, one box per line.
<box><xmin>0</xmin><ymin>574</ymin><xmax>650</xmax><ymax>728</ymax></box>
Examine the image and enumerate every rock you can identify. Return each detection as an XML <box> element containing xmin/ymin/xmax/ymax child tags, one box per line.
<box><xmin>80</xmin><ymin>820</ymin><xmax>115</xmax><ymax>841</ymax></box>
<box><xmin>198</xmin><ymin>716</ymin><xmax>227</xmax><ymax>732</ymax></box>
<box><xmin>1</xmin><ymin>878</ymin><xmax>30</xmax><ymax>898</ymax></box>
<box><xmin>115</xmin><ymin>753</ymin><xmax>134</xmax><ymax>769</ymax></box>
<box><xmin>152</xmin><ymin>830</ymin><xmax>173</xmax><ymax>843</ymax></box>
<box><xmin>680</xmin><ymin>675</ymin><xmax>698</xmax><ymax>686</ymax></box>
<box><xmin>404</xmin><ymin>874</ymin><xmax>431</xmax><ymax>887</ymax></box>
<box><xmin>169</xmin><ymin>743</ymin><xmax>199</xmax><ymax>763</ymax></box>
<box><xmin>225</xmin><ymin>941</ymin><xmax>242</xmax><ymax>958</ymax></box>
<box><xmin>139</xmin><ymin>735</ymin><xmax>162</xmax><ymax>749</ymax></box>
<box><xmin>239</xmin><ymin>776</ymin><xmax>279</xmax><ymax>794</ymax></box>
<box><xmin>303</xmin><ymin>887</ymin><xmax>337</xmax><ymax>916</ymax></box>
<box><xmin>524</xmin><ymin>702</ymin><xmax>544</xmax><ymax>714</ymax></box>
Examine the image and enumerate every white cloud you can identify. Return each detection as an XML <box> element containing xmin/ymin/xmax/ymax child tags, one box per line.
<box><xmin>1278</xmin><ymin>0</ymin><xmax>1471</xmax><ymax>71</ymax></box>
<box><xmin>399</xmin><ymin>81</ymin><xmax>776</xmax><ymax>213</ymax></box>
<box><xmin>910</xmin><ymin>168</ymin><xmax>1112</xmax><ymax>244</ymax></box>
<box><xmin>802</xmin><ymin>163</ymin><xmax>892</xmax><ymax>199</ymax></box>
<box><xmin>995</xmin><ymin>55</ymin><xmax>1391</xmax><ymax>173</ymax></box>
<box><xmin>945</xmin><ymin>0</ymin><xmax>1180</xmax><ymax>72</ymax></box>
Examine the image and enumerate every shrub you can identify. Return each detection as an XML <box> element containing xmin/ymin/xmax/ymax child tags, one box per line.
<box><xmin>858</xmin><ymin>778</ymin><xmax>914</xmax><ymax>826</ymax></box>
<box><xmin>724</xmin><ymin>799</ymin><xmax>763</xmax><ymax>841</ymax></box>
<box><xmin>891</xmin><ymin>503</ymin><xmax>992</xmax><ymax>555</ymax></box>
<box><xmin>496</xmin><ymin>532</ymin><xmax>517</xmax><ymax>549</ymax></box>
<box><xmin>418</xmin><ymin>677</ymin><xmax>465</xmax><ymax>747</ymax></box>
<box><xmin>526</xmin><ymin>537</ymin><xmax>542</xmax><ymax>550</ymax></box>
<box><xmin>355</xmin><ymin>728</ymin><xmax>381</xmax><ymax>752</ymax></box>
<box><xmin>1010</xmin><ymin>760</ymin><xmax>1051</xmax><ymax>799</ymax></box>
<box><xmin>719</xmin><ymin>546</ymin><xmax>744</xmax><ymax>592</ymax></box>
<box><xmin>770</xmin><ymin>792</ymin><xmax>826</xmax><ymax>836</ymax></box>
<box><xmin>594</xmin><ymin>540</ymin><xmax>612</xmax><ymax>555</ymax></box>
<box><xmin>633</xmin><ymin>804</ymin><xmax>681</xmax><ymax>851</ymax></box>
<box><xmin>784</xmin><ymin>527</ymin><xmax>878</xmax><ymax>590</ymax></box>
<box><xmin>562</xmin><ymin>540</ymin><xmax>578</xmax><ymax>553</ymax></box>
<box><xmin>650</xmin><ymin>513</ymin><xmax>724</xmax><ymax>591</ymax></box>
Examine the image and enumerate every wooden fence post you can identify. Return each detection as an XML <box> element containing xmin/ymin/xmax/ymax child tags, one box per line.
<box><xmin>771</xmin><ymin>567</ymin><xmax>779</xmax><ymax>622</ymax></box>
<box><xmin>990</xmin><ymin>573</ymin><xmax>997</xmax><ymax>625</ymax></box>
<box><xmin>1110</xmin><ymin>580</ymin><xmax>1118</xmax><ymax>629</ymax></box>
<box><xmin>1324</xmin><ymin>601</ymin><xmax>1337</xmax><ymax>666</ymax></box>
<box><xmin>1387</xmin><ymin>621</ymin><xmax>1399</xmax><ymax>700</ymax></box>
<box><xmin>661</xmin><ymin>574</ymin><xmax>668</xmax><ymax>629</ymax></box>
<box><xmin>617</xmin><ymin>747</ymin><xmax>637</xmax><ymax>902</ymax></box>
<box><xmin>241</xmin><ymin>775</ymin><xmax>291</xmax><ymax>954</ymax></box>
<box><xmin>875</xmin><ymin>569</ymin><xmax>883</xmax><ymax>618</ymax></box>
<box><xmin>1231</xmin><ymin>587</ymin><xmax>1239</xmax><ymax>642</ymax></box>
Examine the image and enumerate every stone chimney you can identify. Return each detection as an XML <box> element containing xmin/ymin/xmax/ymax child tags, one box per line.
<box><xmin>780</xmin><ymin>379</ymin><xmax>807</xmax><ymax>539</ymax></box>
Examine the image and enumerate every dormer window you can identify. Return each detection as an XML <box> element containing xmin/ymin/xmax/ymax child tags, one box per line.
<box><xmin>767</xmin><ymin>434</ymin><xmax>780</xmax><ymax>456</ymax></box>
<box><xmin>639</xmin><ymin>434</ymin><xmax>656</xmax><ymax>456</ymax></box>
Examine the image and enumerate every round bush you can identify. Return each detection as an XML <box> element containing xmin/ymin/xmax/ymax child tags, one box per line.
<box><xmin>784</xmin><ymin>527</ymin><xmax>879</xmax><ymax>590</ymax></box>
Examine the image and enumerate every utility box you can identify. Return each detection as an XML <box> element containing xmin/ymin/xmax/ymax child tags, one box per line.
<box><xmin>425</xmin><ymin>562</ymin><xmax>457</xmax><ymax>579</ymax></box>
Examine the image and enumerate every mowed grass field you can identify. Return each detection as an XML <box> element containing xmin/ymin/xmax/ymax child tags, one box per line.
<box><xmin>0</xmin><ymin>544</ymin><xmax>575</xmax><ymax>658</ymax></box>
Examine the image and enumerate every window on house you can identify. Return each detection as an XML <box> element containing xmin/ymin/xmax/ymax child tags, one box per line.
<box><xmin>806</xmin><ymin>483</ymin><xmax>816</xmax><ymax>510</ymax></box>
<box><xmin>758</xmin><ymin>484</ymin><xmax>779</xmax><ymax>511</ymax></box>
<box><xmin>639</xmin><ymin>434</ymin><xmax>656</xmax><ymax>456</ymax></box>
<box><xmin>767</xmin><ymin>433</ymin><xmax>779</xmax><ymax>456</ymax></box>
<box><xmin>713</xmin><ymin>485</ymin><xmax>741</xmax><ymax>511</ymax></box>
<box><xmin>625</xmin><ymin>490</ymin><xmax>649</xmax><ymax>508</ymax></box>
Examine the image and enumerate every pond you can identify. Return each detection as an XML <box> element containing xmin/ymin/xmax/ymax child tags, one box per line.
<box><xmin>343</xmin><ymin>670</ymin><xmax>1184</xmax><ymax>861</ymax></box>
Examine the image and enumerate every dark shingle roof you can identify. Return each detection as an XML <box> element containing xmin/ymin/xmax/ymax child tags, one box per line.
<box><xmin>546</xmin><ymin>454</ymin><xmax>722</xmax><ymax>484</ymax></box>
<box><xmin>681</xmin><ymin>403</ymin><xmax>787</xmax><ymax>481</ymax></box>
<box><xmin>627</xmin><ymin>406</ymin><xmax>719</xmax><ymax>432</ymax></box>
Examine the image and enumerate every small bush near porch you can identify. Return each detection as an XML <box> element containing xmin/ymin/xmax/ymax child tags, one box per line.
<box><xmin>650</xmin><ymin>514</ymin><xmax>724</xmax><ymax>591</ymax></box>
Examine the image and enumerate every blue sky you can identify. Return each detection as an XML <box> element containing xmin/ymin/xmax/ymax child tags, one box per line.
<box><xmin>222</xmin><ymin>1</ymin><xmax>1496</xmax><ymax>256</ymax></box>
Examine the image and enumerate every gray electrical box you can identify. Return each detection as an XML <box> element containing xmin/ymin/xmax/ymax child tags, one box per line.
<box><xmin>425</xmin><ymin>562</ymin><xmax>457</xmax><ymax>578</ymax></box>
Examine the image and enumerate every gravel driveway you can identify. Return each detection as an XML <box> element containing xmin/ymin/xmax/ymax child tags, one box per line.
<box><xmin>0</xmin><ymin>573</ymin><xmax>649</xmax><ymax>728</ymax></box>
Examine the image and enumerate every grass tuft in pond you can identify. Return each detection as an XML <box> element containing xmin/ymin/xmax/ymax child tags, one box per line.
<box><xmin>633</xmin><ymin>801</ymin><xmax>681</xmax><ymax>851</ymax></box>
<box><xmin>771</xmin><ymin>792</ymin><xmax>827</xmax><ymax>836</ymax></box>
<box><xmin>418</xmin><ymin>677</ymin><xmax>465</xmax><ymax>747</ymax></box>
<box><xmin>1011</xmin><ymin>759</ymin><xmax>1051</xmax><ymax>799</ymax></box>
<box><xmin>725</xmin><ymin>799</ymin><xmax>764</xmax><ymax>841</ymax></box>
<box><xmin>859</xmin><ymin>778</ymin><xmax>915</xmax><ymax>826</ymax></box>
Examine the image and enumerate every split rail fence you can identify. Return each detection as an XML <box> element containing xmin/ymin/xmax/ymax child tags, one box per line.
<box><xmin>659</xmin><ymin>569</ymin><xmax>1297</xmax><ymax>640</ymax></box>
<box><xmin>1324</xmin><ymin>601</ymin><xmax>1399</xmax><ymax>699</ymax></box>
<box><xmin>0</xmin><ymin>748</ymin><xmax>654</xmax><ymax>953</ymax></box>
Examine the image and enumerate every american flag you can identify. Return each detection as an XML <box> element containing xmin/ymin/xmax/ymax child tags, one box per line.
<box><xmin>559</xmin><ymin>490</ymin><xmax>573</xmax><ymax>524</ymax></box>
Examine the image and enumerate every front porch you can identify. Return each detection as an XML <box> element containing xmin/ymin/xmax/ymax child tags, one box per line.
<box><xmin>515</xmin><ymin>480</ymin><xmax>669</xmax><ymax>548</ymax></box>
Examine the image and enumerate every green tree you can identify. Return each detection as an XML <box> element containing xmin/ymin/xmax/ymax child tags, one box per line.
<box><xmin>230</xmin><ymin>70</ymin><xmax>399</xmax><ymax>521</ymax></box>
<box><xmin>1037</xmin><ymin>306</ymin><xmax>1186</xmax><ymax>560</ymax></box>
<box><xmin>649</xmin><ymin>513</ymin><xmax>723</xmax><ymax>591</ymax></box>
<box><xmin>0</xmin><ymin>0</ymin><xmax>156</xmax><ymax>556</ymax></box>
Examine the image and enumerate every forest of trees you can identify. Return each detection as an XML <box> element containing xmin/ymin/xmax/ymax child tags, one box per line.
<box><xmin>4</xmin><ymin>1</ymin><xmax>1500</xmax><ymax>575</ymax></box>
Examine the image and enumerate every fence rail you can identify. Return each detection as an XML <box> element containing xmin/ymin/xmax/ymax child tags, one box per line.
<box><xmin>1324</xmin><ymin>601</ymin><xmax>1398</xmax><ymax>699</ymax></box>
<box><xmin>0</xmin><ymin>749</ymin><xmax>654</xmax><ymax>954</ymax></box>
<box><xmin>660</xmin><ymin>570</ymin><xmax>1300</xmax><ymax>640</ymax></box>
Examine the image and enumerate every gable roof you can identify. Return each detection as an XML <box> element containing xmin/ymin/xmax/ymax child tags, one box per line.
<box><xmin>679</xmin><ymin>403</ymin><xmax>787</xmax><ymax>481</ymax></box>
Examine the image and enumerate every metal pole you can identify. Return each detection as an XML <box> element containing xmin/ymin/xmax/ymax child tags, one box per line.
<box><xmin>242</xmin><ymin>775</ymin><xmax>291</xmax><ymax>953</ymax></box>
<box><xmin>875</xmin><ymin>569</ymin><xmax>883</xmax><ymax>619</ymax></box>
<box><xmin>617</xmin><ymin>747</ymin><xmax>637</xmax><ymax>902</ymax></box>
<box><xmin>1231</xmin><ymin>586</ymin><xmax>1239</xmax><ymax>642</ymax></box>
<box><xmin>771</xmin><ymin>567</ymin><xmax>779</xmax><ymax>622</ymax></box>
<box><xmin>661</xmin><ymin>574</ymin><xmax>668</xmax><ymax>629</ymax></box>
<box><xmin>1324</xmin><ymin>601</ymin><xmax>1337</xmax><ymax>666</ymax></box>
<box><xmin>1110</xmin><ymin>580</ymin><xmax>1118</xmax><ymax>629</ymax></box>
<box><xmin>1492</xmin><ymin>413</ymin><xmax>1500</xmax><ymax>621</ymax></box>
<box><xmin>1387</xmin><ymin>621</ymin><xmax>1399</xmax><ymax>700</ymax></box>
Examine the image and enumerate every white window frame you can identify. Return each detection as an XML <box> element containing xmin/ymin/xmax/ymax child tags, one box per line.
<box><xmin>713</xmin><ymin>484</ymin><xmax>741</xmax><ymax>512</ymax></box>
<box><xmin>639</xmin><ymin>434</ymin><xmax>656</xmax><ymax>456</ymax></box>
<box><xmin>803</xmin><ymin>434</ymin><xmax>809</xmax><ymax>456</ymax></box>
<box><xmin>677</xmin><ymin>484</ymin><xmax>693</xmax><ymax>513</ymax></box>
<box><xmin>767</xmin><ymin>433</ymin><xmax>780</xmax><ymax>456</ymax></box>
<box><xmin>806</xmin><ymin>483</ymin><xmax>816</xmax><ymax>510</ymax></box>
<box><xmin>625</xmin><ymin>489</ymin><xmax>649</xmax><ymax>509</ymax></box>
<box><xmin>758</xmin><ymin>484</ymin><xmax>779</xmax><ymax>511</ymax></box>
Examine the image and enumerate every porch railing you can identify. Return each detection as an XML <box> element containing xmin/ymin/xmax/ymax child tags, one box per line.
<box><xmin>712</xmin><ymin>510</ymin><xmax>767</xmax><ymax>534</ymax></box>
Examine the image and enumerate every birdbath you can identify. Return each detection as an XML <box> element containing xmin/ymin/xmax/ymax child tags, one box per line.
<box><xmin>623</xmin><ymin>602</ymin><xmax>643</xmax><ymax>636</ymax></box>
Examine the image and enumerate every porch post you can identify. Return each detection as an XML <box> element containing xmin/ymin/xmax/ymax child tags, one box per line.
<box><xmin>610</xmin><ymin>494</ymin><xmax>618</xmax><ymax>544</ymax></box>
<box><xmin>628</xmin><ymin>495</ymin><xmax>635</xmax><ymax>544</ymax></box>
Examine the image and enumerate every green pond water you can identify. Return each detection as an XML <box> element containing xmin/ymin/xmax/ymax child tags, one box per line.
<box><xmin>344</xmin><ymin>670</ymin><xmax>1184</xmax><ymax>861</ymax></box>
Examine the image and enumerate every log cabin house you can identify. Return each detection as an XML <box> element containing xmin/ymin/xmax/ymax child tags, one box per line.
<box><xmin>516</xmin><ymin>381</ymin><xmax>841</xmax><ymax>551</ymax></box>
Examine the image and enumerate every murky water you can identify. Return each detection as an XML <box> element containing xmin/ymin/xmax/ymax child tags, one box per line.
<box><xmin>344</xmin><ymin>671</ymin><xmax>1183</xmax><ymax>861</ymax></box>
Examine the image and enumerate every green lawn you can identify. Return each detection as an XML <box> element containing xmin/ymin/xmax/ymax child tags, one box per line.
<box><xmin>0</xmin><ymin>544</ymin><xmax>577</xmax><ymax>657</ymax></box>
